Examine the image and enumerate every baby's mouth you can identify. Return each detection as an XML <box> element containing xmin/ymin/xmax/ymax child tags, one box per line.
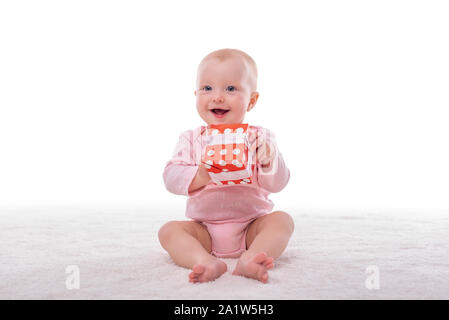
<box><xmin>210</xmin><ymin>109</ymin><xmax>230</xmax><ymax>115</ymax></box>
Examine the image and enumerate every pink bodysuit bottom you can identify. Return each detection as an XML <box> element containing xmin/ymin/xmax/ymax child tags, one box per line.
<box><xmin>201</xmin><ymin>218</ymin><xmax>259</xmax><ymax>258</ymax></box>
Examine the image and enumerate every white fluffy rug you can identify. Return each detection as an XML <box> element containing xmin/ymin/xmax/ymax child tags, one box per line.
<box><xmin>1</xmin><ymin>205</ymin><xmax>448</xmax><ymax>300</ymax></box>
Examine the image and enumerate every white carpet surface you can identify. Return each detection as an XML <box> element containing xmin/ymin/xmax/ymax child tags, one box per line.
<box><xmin>1</xmin><ymin>205</ymin><xmax>448</xmax><ymax>300</ymax></box>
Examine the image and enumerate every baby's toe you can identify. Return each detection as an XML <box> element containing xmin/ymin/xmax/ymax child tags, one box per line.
<box><xmin>193</xmin><ymin>264</ymin><xmax>205</xmax><ymax>275</ymax></box>
<box><xmin>264</xmin><ymin>258</ymin><xmax>274</xmax><ymax>268</ymax></box>
<box><xmin>254</xmin><ymin>252</ymin><xmax>268</xmax><ymax>264</ymax></box>
<box><xmin>260</xmin><ymin>272</ymin><xmax>268</xmax><ymax>283</ymax></box>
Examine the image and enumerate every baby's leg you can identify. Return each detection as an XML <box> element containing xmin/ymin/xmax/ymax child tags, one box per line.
<box><xmin>232</xmin><ymin>211</ymin><xmax>294</xmax><ymax>283</ymax></box>
<box><xmin>158</xmin><ymin>221</ymin><xmax>227</xmax><ymax>283</ymax></box>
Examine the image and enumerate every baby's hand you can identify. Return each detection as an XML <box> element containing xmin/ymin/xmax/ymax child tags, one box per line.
<box><xmin>199</xmin><ymin>143</ymin><xmax>220</xmax><ymax>175</ymax></box>
<box><xmin>248</xmin><ymin>129</ymin><xmax>276</xmax><ymax>167</ymax></box>
<box><xmin>195</xmin><ymin>155</ymin><xmax>212</xmax><ymax>184</ymax></box>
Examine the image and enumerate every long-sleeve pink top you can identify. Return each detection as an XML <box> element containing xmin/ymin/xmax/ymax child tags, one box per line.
<box><xmin>163</xmin><ymin>125</ymin><xmax>290</xmax><ymax>223</ymax></box>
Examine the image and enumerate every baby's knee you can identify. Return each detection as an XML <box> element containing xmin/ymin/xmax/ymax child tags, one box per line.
<box><xmin>273</xmin><ymin>211</ymin><xmax>295</xmax><ymax>234</ymax></box>
<box><xmin>158</xmin><ymin>221</ymin><xmax>180</xmax><ymax>243</ymax></box>
<box><xmin>285</xmin><ymin>212</ymin><xmax>295</xmax><ymax>233</ymax></box>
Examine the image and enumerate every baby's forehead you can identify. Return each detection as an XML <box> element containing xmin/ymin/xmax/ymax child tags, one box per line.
<box><xmin>200</xmin><ymin>55</ymin><xmax>247</xmax><ymax>71</ymax></box>
<box><xmin>198</xmin><ymin>56</ymin><xmax>252</xmax><ymax>81</ymax></box>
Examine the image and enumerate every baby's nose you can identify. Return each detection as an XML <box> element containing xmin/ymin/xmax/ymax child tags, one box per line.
<box><xmin>213</xmin><ymin>95</ymin><xmax>224</xmax><ymax>103</ymax></box>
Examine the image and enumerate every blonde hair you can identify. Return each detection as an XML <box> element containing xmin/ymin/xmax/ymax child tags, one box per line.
<box><xmin>197</xmin><ymin>48</ymin><xmax>258</xmax><ymax>91</ymax></box>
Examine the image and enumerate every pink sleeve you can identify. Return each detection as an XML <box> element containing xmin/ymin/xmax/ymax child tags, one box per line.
<box><xmin>162</xmin><ymin>130</ymin><xmax>200</xmax><ymax>196</ymax></box>
<box><xmin>256</xmin><ymin>128</ymin><xmax>290</xmax><ymax>193</ymax></box>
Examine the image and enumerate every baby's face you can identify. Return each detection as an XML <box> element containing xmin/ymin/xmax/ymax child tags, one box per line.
<box><xmin>194</xmin><ymin>56</ymin><xmax>258</xmax><ymax>125</ymax></box>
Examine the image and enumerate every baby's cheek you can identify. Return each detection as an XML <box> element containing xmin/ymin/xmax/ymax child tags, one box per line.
<box><xmin>196</xmin><ymin>95</ymin><xmax>208</xmax><ymax>105</ymax></box>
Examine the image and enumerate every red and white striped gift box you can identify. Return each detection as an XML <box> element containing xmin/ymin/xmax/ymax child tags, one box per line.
<box><xmin>203</xmin><ymin>123</ymin><xmax>254</xmax><ymax>185</ymax></box>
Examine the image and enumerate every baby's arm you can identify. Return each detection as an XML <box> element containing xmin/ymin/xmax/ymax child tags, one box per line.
<box><xmin>255</xmin><ymin>129</ymin><xmax>290</xmax><ymax>193</ymax></box>
<box><xmin>187</xmin><ymin>163</ymin><xmax>211</xmax><ymax>194</ymax></box>
<box><xmin>258</xmin><ymin>151</ymin><xmax>290</xmax><ymax>193</ymax></box>
<box><xmin>163</xmin><ymin>130</ymin><xmax>210</xmax><ymax>196</ymax></box>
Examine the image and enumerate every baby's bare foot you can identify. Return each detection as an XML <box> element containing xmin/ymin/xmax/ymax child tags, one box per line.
<box><xmin>232</xmin><ymin>252</ymin><xmax>274</xmax><ymax>283</ymax></box>
<box><xmin>188</xmin><ymin>258</ymin><xmax>227</xmax><ymax>283</ymax></box>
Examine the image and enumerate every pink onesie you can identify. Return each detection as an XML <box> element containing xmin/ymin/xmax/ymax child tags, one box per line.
<box><xmin>163</xmin><ymin>125</ymin><xmax>290</xmax><ymax>258</ymax></box>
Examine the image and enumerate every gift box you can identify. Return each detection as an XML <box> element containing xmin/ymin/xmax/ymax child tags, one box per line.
<box><xmin>202</xmin><ymin>123</ymin><xmax>254</xmax><ymax>185</ymax></box>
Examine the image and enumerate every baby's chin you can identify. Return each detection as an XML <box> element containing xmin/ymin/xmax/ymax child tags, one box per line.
<box><xmin>203</xmin><ymin>115</ymin><xmax>246</xmax><ymax>126</ymax></box>
<box><xmin>206</xmin><ymin>120</ymin><xmax>245</xmax><ymax>126</ymax></box>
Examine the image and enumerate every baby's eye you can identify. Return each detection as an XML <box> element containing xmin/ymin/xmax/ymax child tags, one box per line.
<box><xmin>202</xmin><ymin>85</ymin><xmax>212</xmax><ymax>91</ymax></box>
<box><xmin>226</xmin><ymin>86</ymin><xmax>236</xmax><ymax>92</ymax></box>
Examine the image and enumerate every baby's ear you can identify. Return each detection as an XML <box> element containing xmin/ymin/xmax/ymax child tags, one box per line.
<box><xmin>247</xmin><ymin>92</ymin><xmax>259</xmax><ymax>111</ymax></box>
<box><xmin>251</xmin><ymin>92</ymin><xmax>259</xmax><ymax>104</ymax></box>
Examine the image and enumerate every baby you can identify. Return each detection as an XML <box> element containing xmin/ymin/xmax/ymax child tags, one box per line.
<box><xmin>159</xmin><ymin>48</ymin><xmax>293</xmax><ymax>284</ymax></box>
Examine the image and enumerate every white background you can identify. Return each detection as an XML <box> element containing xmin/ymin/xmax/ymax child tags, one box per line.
<box><xmin>1</xmin><ymin>0</ymin><xmax>448</xmax><ymax>212</ymax></box>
